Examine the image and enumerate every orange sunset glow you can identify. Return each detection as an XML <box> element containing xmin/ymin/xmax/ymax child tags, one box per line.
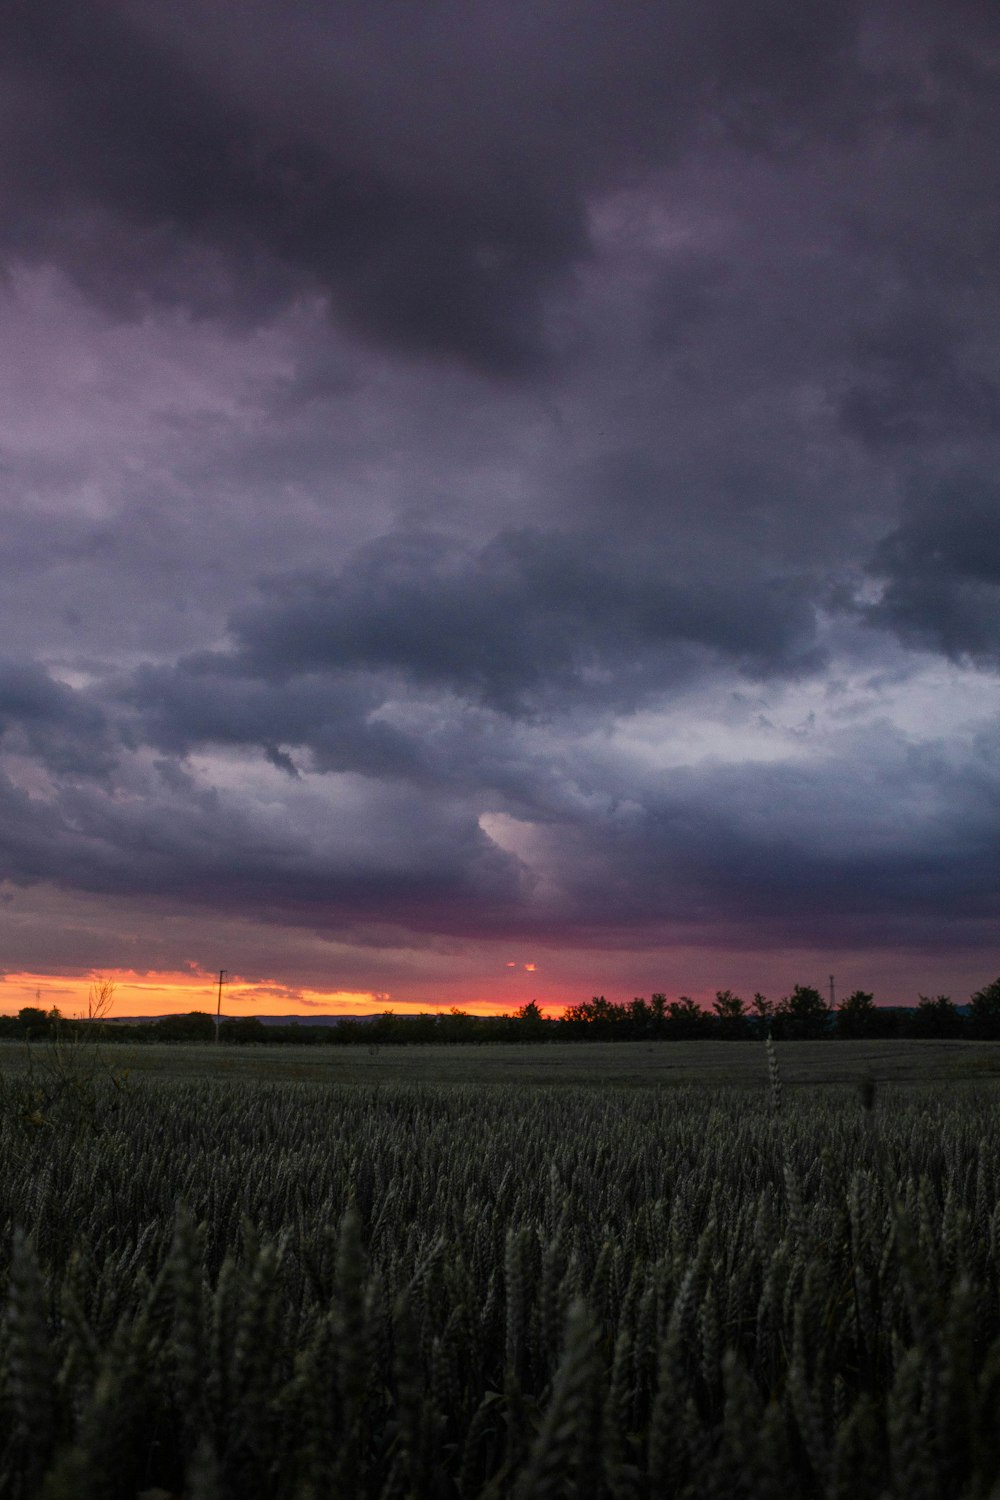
<box><xmin>0</xmin><ymin>970</ymin><xmax>534</xmax><ymax>1019</ymax></box>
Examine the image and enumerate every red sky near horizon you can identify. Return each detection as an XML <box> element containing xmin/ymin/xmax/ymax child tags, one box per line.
<box><xmin>2</xmin><ymin>947</ymin><xmax>996</xmax><ymax>1021</ymax></box>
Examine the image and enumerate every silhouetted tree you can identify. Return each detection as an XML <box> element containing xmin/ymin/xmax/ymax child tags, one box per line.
<box><xmin>514</xmin><ymin>1001</ymin><xmax>548</xmax><ymax>1039</ymax></box>
<box><xmin>666</xmin><ymin>996</ymin><xmax>712</xmax><ymax>1039</ymax></box>
<box><xmin>628</xmin><ymin>997</ymin><xmax>652</xmax><ymax>1037</ymax></box>
<box><xmin>153</xmin><ymin>1011</ymin><xmax>216</xmax><ymax>1042</ymax></box>
<box><xmin>836</xmin><ymin>990</ymin><xmax>876</xmax><ymax>1038</ymax></box>
<box><xmin>909</xmin><ymin>994</ymin><xmax>963</xmax><ymax>1039</ymax></box>
<box><xmin>968</xmin><ymin>977</ymin><xmax>1000</xmax><ymax>1039</ymax></box>
<box><xmin>85</xmin><ymin>975</ymin><xmax>116</xmax><ymax>1024</ymax></box>
<box><xmin>776</xmin><ymin>984</ymin><xmax>830</xmax><ymax>1040</ymax></box>
<box><xmin>561</xmin><ymin>996</ymin><xmax>624</xmax><ymax>1039</ymax></box>
<box><xmin>750</xmin><ymin>993</ymin><xmax>773</xmax><ymax>1034</ymax></box>
<box><xmin>219</xmin><ymin>1016</ymin><xmax>267</xmax><ymax>1044</ymax></box>
<box><xmin>712</xmin><ymin>989</ymin><xmax>749</xmax><ymax>1039</ymax></box>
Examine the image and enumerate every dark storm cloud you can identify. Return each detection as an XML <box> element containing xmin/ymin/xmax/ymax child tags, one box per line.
<box><xmin>0</xmin><ymin>749</ymin><xmax>528</xmax><ymax>930</ymax></box>
<box><xmin>646</xmin><ymin>258</ymin><xmax>730</xmax><ymax>353</ymax></box>
<box><xmin>839</xmin><ymin>308</ymin><xmax>1000</xmax><ymax>447</ymax></box>
<box><xmin>123</xmin><ymin>656</ymin><xmax>422</xmax><ymax>779</ymax></box>
<box><xmin>0</xmin><ymin>660</ymin><xmax>115</xmax><ymax>776</ymax></box>
<box><xmin>0</xmin><ymin>0</ymin><xmax>896</xmax><ymax>374</ymax></box>
<box><xmin>228</xmin><ymin>528</ymin><xmax>822</xmax><ymax>714</ymax></box>
<box><xmin>551</xmin><ymin>734</ymin><xmax>1000</xmax><ymax>951</ymax></box>
<box><xmin>3</xmin><ymin>668</ymin><xmax>999</xmax><ymax>958</ymax></box>
<box><xmin>866</xmin><ymin>480</ymin><xmax>1000</xmax><ymax>664</ymax></box>
<box><xmin>2</xmin><ymin>0</ymin><xmax>1000</xmax><ymax>992</ymax></box>
<box><xmin>0</xmin><ymin>0</ymin><xmax>583</xmax><ymax>372</ymax></box>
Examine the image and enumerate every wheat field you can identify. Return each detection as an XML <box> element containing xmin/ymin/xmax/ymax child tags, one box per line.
<box><xmin>0</xmin><ymin>1046</ymin><xmax>998</xmax><ymax>1497</ymax></box>
<box><xmin>0</xmin><ymin>1035</ymin><xmax>991</xmax><ymax>1088</ymax></box>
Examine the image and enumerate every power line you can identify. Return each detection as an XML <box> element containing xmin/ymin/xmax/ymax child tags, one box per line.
<box><xmin>215</xmin><ymin>969</ymin><xmax>227</xmax><ymax>1044</ymax></box>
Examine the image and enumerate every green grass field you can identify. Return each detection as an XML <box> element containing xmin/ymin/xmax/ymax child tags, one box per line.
<box><xmin>0</xmin><ymin>1034</ymin><xmax>995</xmax><ymax>1089</ymax></box>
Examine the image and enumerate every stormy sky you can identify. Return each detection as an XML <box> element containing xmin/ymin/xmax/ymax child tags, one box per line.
<box><xmin>1</xmin><ymin>0</ymin><xmax>999</xmax><ymax>1011</ymax></box>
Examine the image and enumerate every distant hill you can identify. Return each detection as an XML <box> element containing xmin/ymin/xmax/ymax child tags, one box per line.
<box><xmin>109</xmin><ymin>1013</ymin><xmax>383</xmax><ymax>1027</ymax></box>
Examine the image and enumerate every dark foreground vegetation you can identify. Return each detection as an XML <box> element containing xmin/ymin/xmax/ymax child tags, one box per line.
<box><xmin>1</xmin><ymin>1040</ymin><xmax>999</xmax><ymax>1497</ymax></box>
<box><xmin>7</xmin><ymin>976</ymin><xmax>1000</xmax><ymax>1046</ymax></box>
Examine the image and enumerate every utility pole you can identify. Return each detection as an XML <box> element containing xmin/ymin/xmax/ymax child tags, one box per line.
<box><xmin>215</xmin><ymin>969</ymin><xmax>227</xmax><ymax>1044</ymax></box>
<box><xmin>829</xmin><ymin>974</ymin><xmax>836</xmax><ymax>1011</ymax></box>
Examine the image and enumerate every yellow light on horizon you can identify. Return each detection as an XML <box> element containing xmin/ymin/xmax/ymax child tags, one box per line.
<box><xmin>0</xmin><ymin>969</ymin><xmax>534</xmax><ymax>1019</ymax></box>
<box><xmin>0</xmin><ymin>970</ymin><xmax>390</xmax><ymax>1019</ymax></box>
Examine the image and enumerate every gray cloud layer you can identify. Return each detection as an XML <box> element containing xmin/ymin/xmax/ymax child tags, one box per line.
<box><xmin>1</xmin><ymin>0</ymin><xmax>999</xmax><ymax>992</ymax></box>
<box><xmin>6</xmin><ymin>0</ymin><xmax>996</xmax><ymax>373</ymax></box>
<box><xmin>867</xmin><ymin>479</ymin><xmax>1000</xmax><ymax>663</ymax></box>
<box><xmin>228</xmin><ymin>528</ymin><xmax>822</xmax><ymax>709</ymax></box>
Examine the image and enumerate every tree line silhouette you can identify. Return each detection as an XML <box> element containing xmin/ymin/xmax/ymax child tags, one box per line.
<box><xmin>5</xmin><ymin>978</ymin><xmax>1000</xmax><ymax>1044</ymax></box>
